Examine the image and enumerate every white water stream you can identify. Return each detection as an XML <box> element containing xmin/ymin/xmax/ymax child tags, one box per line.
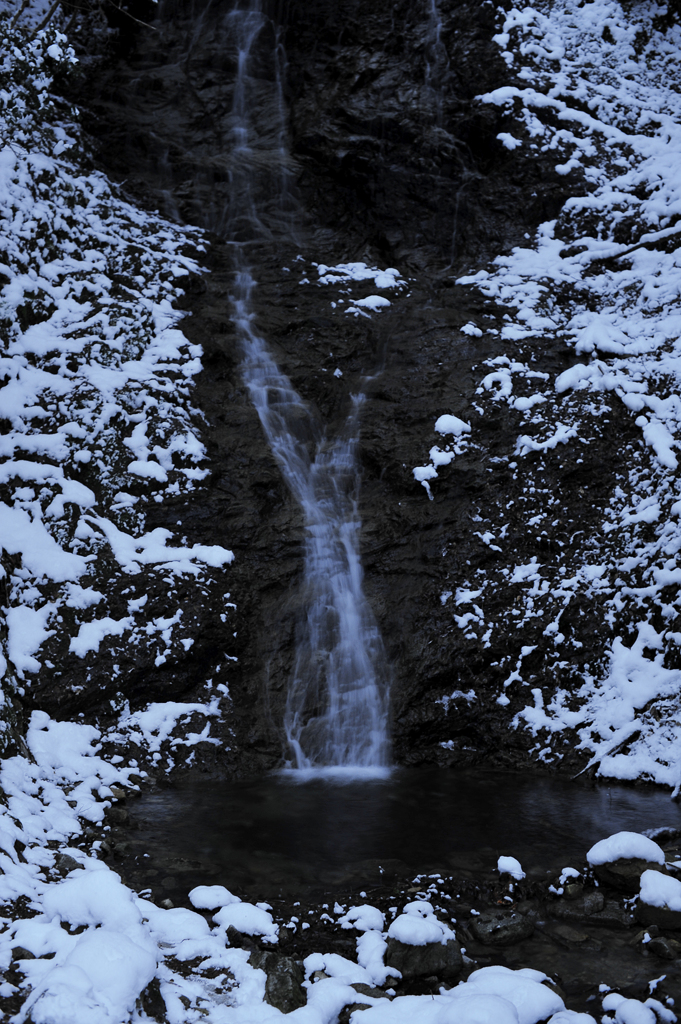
<box><xmin>223</xmin><ymin>0</ymin><xmax>390</xmax><ymax>769</ymax></box>
<box><xmin>425</xmin><ymin>0</ymin><xmax>449</xmax><ymax>124</ymax></box>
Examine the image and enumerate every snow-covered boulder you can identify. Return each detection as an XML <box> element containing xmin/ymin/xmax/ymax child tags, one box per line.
<box><xmin>445</xmin><ymin>966</ymin><xmax>564</xmax><ymax>1024</ymax></box>
<box><xmin>214</xmin><ymin>902</ymin><xmax>279</xmax><ymax>943</ymax></box>
<box><xmin>497</xmin><ymin>856</ymin><xmax>526</xmax><ymax>881</ymax></box>
<box><xmin>338</xmin><ymin>905</ymin><xmax>385</xmax><ymax>932</ymax></box>
<box><xmin>385</xmin><ymin>902</ymin><xmax>461</xmax><ymax>981</ymax></box>
<box><xmin>189</xmin><ymin>885</ymin><xmax>240</xmax><ymax>910</ymax></box>
<box><xmin>586</xmin><ymin>832</ymin><xmax>666</xmax><ymax>892</ymax></box>
<box><xmin>636</xmin><ymin>868</ymin><xmax>681</xmax><ymax>931</ymax></box>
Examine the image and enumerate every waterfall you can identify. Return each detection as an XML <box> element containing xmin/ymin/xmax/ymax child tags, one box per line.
<box><xmin>425</xmin><ymin>0</ymin><xmax>449</xmax><ymax>124</ymax></box>
<box><xmin>221</xmin><ymin>0</ymin><xmax>390</xmax><ymax>770</ymax></box>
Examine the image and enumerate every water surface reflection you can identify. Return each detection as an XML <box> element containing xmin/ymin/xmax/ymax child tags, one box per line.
<box><xmin>128</xmin><ymin>769</ymin><xmax>680</xmax><ymax>896</ymax></box>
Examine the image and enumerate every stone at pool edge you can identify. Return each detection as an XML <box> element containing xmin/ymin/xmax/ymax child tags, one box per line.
<box><xmin>385</xmin><ymin>937</ymin><xmax>463</xmax><ymax>980</ymax></box>
<box><xmin>470</xmin><ymin>908</ymin><xmax>535</xmax><ymax>947</ymax></box>
<box><xmin>249</xmin><ymin>952</ymin><xmax>307</xmax><ymax>1013</ymax></box>
<box><xmin>592</xmin><ymin>857</ymin><xmax>667</xmax><ymax>893</ymax></box>
<box><xmin>550</xmin><ymin>892</ymin><xmax>635</xmax><ymax>930</ymax></box>
<box><xmin>635</xmin><ymin>900</ymin><xmax>681</xmax><ymax>932</ymax></box>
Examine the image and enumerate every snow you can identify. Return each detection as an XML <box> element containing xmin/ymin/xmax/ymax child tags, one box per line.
<box><xmin>315</xmin><ymin>262</ymin><xmax>405</xmax><ymax>290</ymax></box>
<box><xmin>603</xmin><ymin>998</ymin><xmax>657</xmax><ymax>1024</ymax></box>
<box><xmin>425</xmin><ymin>0</ymin><xmax>681</xmax><ymax>788</ymax></box>
<box><xmin>450</xmin><ymin>967</ymin><xmax>564</xmax><ymax>1024</ymax></box>
<box><xmin>213</xmin><ymin>902</ymin><xmax>279</xmax><ymax>942</ymax></box>
<box><xmin>387</xmin><ymin>901</ymin><xmax>455</xmax><ymax>945</ymax></box>
<box><xmin>497</xmin><ymin>856</ymin><xmax>525</xmax><ymax>880</ymax></box>
<box><xmin>356</xmin><ymin>967</ymin><xmax>564</xmax><ymax>1024</ymax></box>
<box><xmin>548</xmin><ymin>1015</ymin><xmax>596</xmax><ymax>1024</ymax></box>
<box><xmin>189</xmin><ymin>885</ymin><xmax>241</xmax><ymax>910</ymax></box>
<box><xmin>587</xmin><ymin>831</ymin><xmax>665</xmax><ymax>867</ymax></box>
<box><xmin>348</xmin><ymin>294</ymin><xmax>391</xmax><ymax>312</ymax></box>
<box><xmin>0</xmin><ymin>14</ymin><xmax>233</xmax><ymax>703</ymax></box>
<box><xmin>338</xmin><ymin>904</ymin><xmax>385</xmax><ymax>932</ymax></box>
<box><xmin>413</xmin><ymin>414</ymin><xmax>475</xmax><ymax>497</ymax></box>
<box><xmin>639</xmin><ymin>869</ymin><xmax>681</xmax><ymax>912</ymax></box>
<box><xmin>26</xmin><ymin>929</ymin><xmax>157</xmax><ymax>1024</ymax></box>
<box><xmin>435</xmin><ymin>414</ymin><xmax>471</xmax><ymax>436</ymax></box>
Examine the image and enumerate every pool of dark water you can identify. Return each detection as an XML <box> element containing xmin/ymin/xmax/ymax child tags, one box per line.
<box><xmin>123</xmin><ymin>768</ymin><xmax>681</xmax><ymax>898</ymax></box>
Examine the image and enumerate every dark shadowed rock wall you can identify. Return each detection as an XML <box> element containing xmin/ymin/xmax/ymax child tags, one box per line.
<box><xmin>59</xmin><ymin>0</ymin><xmax>604</xmax><ymax>774</ymax></box>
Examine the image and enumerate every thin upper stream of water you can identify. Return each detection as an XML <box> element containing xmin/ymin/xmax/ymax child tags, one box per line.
<box><xmin>214</xmin><ymin>0</ymin><xmax>390</xmax><ymax>769</ymax></box>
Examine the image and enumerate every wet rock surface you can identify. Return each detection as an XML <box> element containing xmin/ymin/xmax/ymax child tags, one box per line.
<box><xmin>636</xmin><ymin>902</ymin><xmax>681</xmax><ymax>932</ymax></box>
<box><xmin>384</xmin><ymin>936</ymin><xmax>462</xmax><ymax>980</ymax></box>
<box><xmin>250</xmin><ymin>952</ymin><xmax>307</xmax><ymax>1012</ymax></box>
<box><xmin>593</xmin><ymin>858</ymin><xmax>666</xmax><ymax>894</ymax></box>
<box><xmin>470</xmin><ymin>908</ymin><xmax>534</xmax><ymax>946</ymax></box>
<box><xmin>58</xmin><ymin>0</ymin><xmax>600</xmax><ymax>775</ymax></box>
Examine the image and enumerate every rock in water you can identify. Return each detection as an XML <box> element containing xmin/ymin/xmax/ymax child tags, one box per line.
<box><xmin>586</xmin><ymin>832</ymin><xmax>666</xmax><ymax>893</ymax></box>
<box><xmin>470</xmin><ymin>909</ymin><xmax>535</xmax><ymax>947</ymax></box>
<box><xmin>636</xmin><ymin>869</ymin><xmax>681</xmax><ymax>932</ymax></box>
<box><xmin>384</xmin><ymin>937</ymin><xmax>462</xmax><ymax>981</ymax></box>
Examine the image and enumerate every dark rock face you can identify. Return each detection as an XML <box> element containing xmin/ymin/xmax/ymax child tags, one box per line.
<box><xmin>550</xmin><ymin>891</ymin><xmax>605</xmax><ymax>922</ymax></box>
<box><xmin>283</xmin><ymin>0</ymin><xmax>572</xmax><ymax>270</ymax></box>
<box><xmin>384</xmin><ymin>936</ymin><xmax>462</xmax><ymax>980</ymax></box>
<box><xmin>594</xmin><ymin>859</ymin><xmax>666</xmax><ymax>894</ymax></box>
<box><xmin>469</xmin><ymin>908</ymin><xmax>534</xmax><ymax>946</ymax></box>
<box><xmin>60</xmin><ymin>0</ymin><xmax>597</xmax><ymax>773</ymax></box>
<box><xmin>249</xmin><ymin>952</ymin><xmax>307</xmax><ymax>1012</ymax></box>
<box><xmin>636</xmin><ymin>902</ymin><xmax>681</xmax><ymax>932</ymax></box>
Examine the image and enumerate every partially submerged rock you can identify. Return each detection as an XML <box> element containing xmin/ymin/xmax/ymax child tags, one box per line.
<box><xmin>470</xmin><ymin>908</ymin><xmax>534</xmax><ymax>947</ymax></box>
<box><xmin>586</xmin><ymin>832</ymin><xmax>666</xmax><ymax>893</ymax></box>
<box><xmin>384</xmin><ymin>936</ymin><xmax>462</xmax><ymax>981</ymax></box>
<box><xmin>636</xmin><ymin>869</ymin><xmax>681</xmax><ymax>931</ymax></box>
<box><xmin>384</xmin><ymin>900</ymin><xmax>462</xmax><ymax>980</ymax></box>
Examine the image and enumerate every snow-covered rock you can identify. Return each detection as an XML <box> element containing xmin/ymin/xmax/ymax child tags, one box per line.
<box><xmin>587</xmin><ymin>833</ymin><xmax>665</xmax><ymax>867</ymax></box>
<box><xmin>214</xmin><ymin>901</ymin><xmax>279</xmax><ymax>942</ymax></box>
<box><xmin>498</xmin><ymin>855</ymin><xmax>526</xmax><ymax>880</ymax></box>
<box><xmin>384</xmin><ymin>901</ymin><xmax>460</xmax><ymax>981</ymax></box>
<box><xmin>387</xmin><ymin>901</ymin><xmax>455</xmax><ymax>946</ymax></box>
<box><xmin>586</xmin><ymin>832</ymin><xmax>666</xmax><ymax>891</ymax></box>
<box><xmin>636</xmin><ymin>868</ymin><xmax>681</xmax><ymax>931</ymax></box>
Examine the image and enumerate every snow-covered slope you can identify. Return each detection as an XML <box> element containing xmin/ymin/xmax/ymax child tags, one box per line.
<box><xmin>0</xmin><ymin>13</ymin><xmax>234</xmax><ymax>758</ymax></box>
<box><xmin>419</xmin><ymin>0</ymin><xmax>681</xmax><ymax>790</ymax></box>
<box><xmin>2</xmin><ymin>0</ymin><xmax>681</xmax><ymax>1019</ymax></box>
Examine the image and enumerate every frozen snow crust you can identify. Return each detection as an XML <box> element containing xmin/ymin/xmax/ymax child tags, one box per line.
<box><xmin>415</xmin><ymin>0</ymin><xmax>681</xmax><ymax>790</ymax></box>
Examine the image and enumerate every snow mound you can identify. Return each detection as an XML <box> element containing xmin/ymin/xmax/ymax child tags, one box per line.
<box><xmin>356</xmin><ymin>966</ymin><xmax>564</xmax><ymax>1024</ymax></box>
<box><xmin>498</xmin><ymin>856</ymin><xmax>525</xmax><ymax>880</ymax></box>
<box><xmin>586</xmin><ymin>832</ymin><xmax>665</xmax><ymax>866</ymax></box>
<box><xmin>189</xmin><ymin>884</ymin><xmax>241</xmax><ymax>910</ymax></box>
<box><xmin>387</xmin><ymin>901</ymin><xmax>455</xmax><ymax>946</ymax></box>
<box><xmin>450</xmin><ymin>967</ymin><xmax>564</xmax><ymax>1024</ymax></box>
<box><xmin>214</xmin><ymin>902</ymin><xmax>279</xmax><ymax>942</ymax></box>
<box><xmin>435</xmin><ymin>414</ymin><xmax>471</xmax><ymax>436</ymax></box>
<box><xmin>639</xmin><ymin>868</ymin><xmax>681</xmax><ymax>911</ymax></box>
<box><xmin>338</xmin><ymin>904</ymin><xmax>385</xmax><ymax>932</ymax></box>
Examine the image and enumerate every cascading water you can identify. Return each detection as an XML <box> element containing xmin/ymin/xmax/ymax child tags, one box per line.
<box><xmin>220</xmin><ymin>0</ymin><xmax>390</xmax><ymax>770</ymax></box>
<box><xmin>424</xmin><ymin>0</ymin><xmax>449</xmax><ymax>124</ymax></box>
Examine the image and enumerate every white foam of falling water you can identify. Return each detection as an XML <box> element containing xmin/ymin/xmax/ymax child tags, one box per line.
<box><xmin>196</xmin><ymin>0</ymin><xmax>391</xmax><ymax>768</ymax></box>
<box><xmin>233</xmin><ymin>272</ymin><xmax>390</xmax><ymax>769</ymax></box>
<box><xmin>425</xmin><ymin>0</ymin><xmax>449</xmax><ymax>124</ymax></box>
